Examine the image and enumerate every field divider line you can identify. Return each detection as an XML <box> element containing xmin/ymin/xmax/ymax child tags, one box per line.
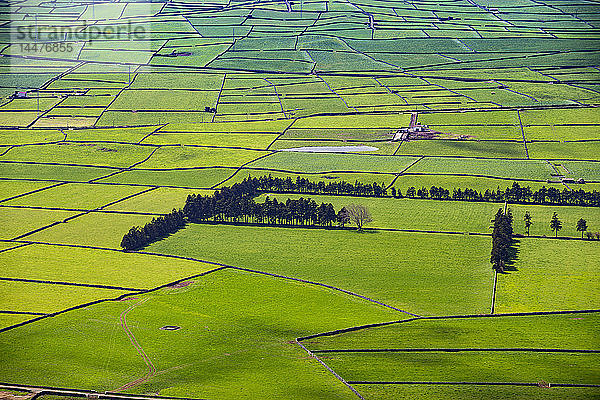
<box><xmin>0</xmin><ymin>242</ymin><xmax>32</xmax><ymax>254</ymax></box>
<box><xmin>9</xmin><ymin>187</ymin><xmax>158</xmax><ymax>241</ymax></box>
<box><xmin>0</xmin><ymin>204</ymin><xmax>164</xmax><ymax>217</ymax></box>
<box><xmin>212</xmin><ymin>73</ymin><xmax>227</xmax><ymax>123</ymax></box>
<box><xmin>517</xmin><ymin>110</ymin><xmax>530</xmax><ymax>159</ymax></box>
<box><xmin>0</xmin><ymin>267</ymin><xmax>228</xmax><ymax>334</ymax></box>
<box><xmin>0</xmin><ymin>310</ymin><xmax>48</xmax><ymax>316</ymax></box>
<box><xmin>490</xmin><ymin>270</ymin><xmax>498</xmax><ymax>314</ymax></box>
<box><xmin>114</xmin><ymin>298</ymin><xmax>156</xmax><ymax>392</ymax></box>
<box><xmin>296</xmin><ymin>340</ymin><xmax>366</xmax><ymax>400</ymax></box>
<box><xmin>265</xmin><ymin>118</ymin><xmax>297</xmax><ymax>151</ymax></box>
<box><xmin>0</xmin><ymin>277</ymin><xmax>145</xmax><ymax>292</ymax></box>
<box><xmin>209</xmin><ymin>152</ymin><xmax>277</xmax><ymax>189</ymax></box>
<box><xmin>347</xmin><ymin>381</ymin><xmax>600</xmax><ymax>387</ymax></box>
<box><xmin>0</xmin><ymin>383</ymin><xmax>210</xmax><ymax>400</ymax></box>
<box><xmin>228</xmin><ymin>265</ymin><xmax>419</xmax><ymax>316</ymax></box>
<box><xmin>312</xmin><ymin>348</ymin><xmax>600</xmax><ymax>354</ymax></box>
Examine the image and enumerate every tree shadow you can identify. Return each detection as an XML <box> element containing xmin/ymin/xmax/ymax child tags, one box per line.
<box><xmin>502</xmin><ymin>238</ymin><xmax>520</xmax><ymax>273</ymax></box>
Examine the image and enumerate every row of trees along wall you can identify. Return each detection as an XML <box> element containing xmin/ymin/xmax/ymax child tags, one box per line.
<box><xmin>121</xmin><ymin>177</ymin><xmax>373</xmax><ymax>250</ymax></box>
<box><xmin>242</xmin><ymin>175</ymin><xmax>600</xmax><ymax>206</ymax></box>
<box><xmin>490</xmin><ymin>207</ymin><xmax>514</xmax><ymax>273</ymax></box>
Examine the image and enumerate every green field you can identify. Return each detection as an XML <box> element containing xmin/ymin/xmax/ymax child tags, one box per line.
<box><xmin>1</xmin><ymin>0</ymin><xmax>599</xmax><ymax>398</ymax></box>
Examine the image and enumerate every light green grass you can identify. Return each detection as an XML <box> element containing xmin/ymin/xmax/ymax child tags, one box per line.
<box><xmin>527</xmin><ymin>142</ymin><xmax>600</xmax><ymax>160</ymax></box>
<box><xmin>99</xmin><ymin>168</ymin><xmax>234</xmax><ymax>188</ymax></box>
<box><xmin>408</xmin><ymin>157</ymin><xmax>554</xmax><ymax>181</ymax></box>
<box><xmin>396</xmin><ymin>140</ymin><xmax>526</xmax><ymax>159</ymax></box>
<box><xmin>0</xmin><ymin>180</ymin><xmax>55</xmax><ymax>201</ymax></box>
<box><xmin>4</xmin><ymin>183</ymin><xmax>146</xmax><ymax>209</ymax></box>
<box><xmin>0</xmin><ymin>129</ymin><xmax>63</xmax><ymax>145</ymax></box>
<box><xmin>0</xmin><ymin>313</ymin><xmax>36</xmax><ymax>330</ymax></box>
<box><xmin>0</xmin><ymin>244</ymin><xmax>214</xmax><ymax>289</ymax></box>
<box><xmin>325</xmin><ymin>352</ymin><xmax>599</xmax><ymax>383</ymax></box>
<box><xmin>356</xmin><ymin>384</ymin><xmax>600</xmax><ymax>400</ymax></box>
<box><xmin>0</xmin><ymin>280</ymin><xmax>128</xmax><ymax>314</ymax></box>
<box><xmin>307</xmin><ymin>313</ymin><xmax>600</xmax><ymax>351</ymax></box>
<box><xmin>495</xmin><ymin>238</ymin><xmax>600</xmax><ymax>313</ymax></box>
<box><xmin>0</xmin><ymin>208</ymin><xmax>77</xmax><ymax>240</ymax></box>
<box><xmin>103</xmin><ymin>187</ymin><xmax>209</xmax><ymax>214</ymax></box>
<box><xmin>148</xmin><ymin>224</ymin><xmax>492</xmax><ymax>316</ymax></box>
<box><xmin>248</xmin><ymin>152</ymin><xmax>420</xmax><ymax>173</ymax></box>
<box><xmin>27</xmin><ymin>212</ymin><xmax>152</xmax><ymax>248</ymax></box>
<box><xmin>0</xmin><ymin>163</ymin><xmax>111</xmax><ymax>182</ymax></box>
<box><xmin>144</xmin><ymin>133</ymin><xmax>279</xmax><ymax>148</ymax></box>
<box><xmin>0</xmin><ymin>143</ymin><xmax>155</xmax><ymax>168</ymax></box>
<box><xmin>136</xmin><ymin>147</ymin><xmax>268</xmax><ymax>169</ymax></box>
<box><xmin>391</xmin><ymin>174</ymin><xmax>565</xmax><ymax>193</ymax></box>
<box><xmin>0</xmin><ymin>269</ymin><xmax>397</xmax><ymax>399</ymax></box>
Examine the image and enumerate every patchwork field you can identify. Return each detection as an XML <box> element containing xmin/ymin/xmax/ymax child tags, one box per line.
<box><xmin>0</xmin><ymin>0</ymin><xmax>599</xmax><ymax>399</ymax></box>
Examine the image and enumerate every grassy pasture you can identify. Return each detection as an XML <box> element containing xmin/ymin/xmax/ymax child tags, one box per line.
<box><xmin>247</xmin><ymin>151</ymin><xmax>420</xmax><ymax>173</ymax></box>
<box><xmin>3</xmin><ymin>183</ymin><xmax>145</xmax><ymax>209</ymax></box>
<box><xmin>524</xmin><ymin>125</ymin><xmax>600</xmax><ymax>141</ymax></box>
<box><xmin>98</xmin><ymin>168</ymin><xmax>234</xmax><ymax>188</ymax></box>
<box><xmin>495</xmin><ymin>238</ymin><xmax>600</xmax><ymax>313</ymax></box>
<box><xmin>396</xmin><ymin>140</ymin><xmax>527</xmax><ymax>159</ymax></box>
<box><xmin>26</xmin><ymin>212</ymin><xmax>153</xmax><ymax>249</ymax></box>
<box><xmin>144</xmin><ymin>133</ymin><xmax>279</xmax><ymax>148</ymax></box>
<box><xmin>323</xmin><ymin>352</ymin><xmax>599</xmax><ymax>384</ymax></box>
<box><xmin>527</xmin><ymin>142</ymin><xmax>600</xmax><ymax>160</ymax></box>
<box><xmin>136</xmin><ymin>147</ymin><xmax>268</xmax><ymax>169</ymax></box>
<box><xmin>148</xmin><ymin>224</ymin><xmax>492</xmax><ymax>316</ymax></box>
<box><xmin>0</xmin><ymin>143</ymin><xmax>155</xmax><ymax>168</ymax></box>
<box><xmin>408</xmin><ymin>157</ymin><xmax>554</xmax><ymax>181</ymax></box>
<box><xmin>0</xmin><ymin>180</ymin><xmax>54</xmax><ymax>201</ymax></box>
<box><xmin>0</xmin><ymin>280</ymin><xmax>128</xmax><ymax>314</ymax></box>
<box><xmin>0</xmin><ymin>313</ymin><xmax>34</xmax><ymax>330</ymax></box>
<box><xmin>307</xmin><ymin>313</ymin><xmax>600</xmax><ymax>351</ymax></box>
<box><xmin>0</xmin><ymin>244</ymin><xmax>214</xmax><ymax>289</ymax></box>
<box><xmin>355</xmin><ymin>384</ymin><xmax>600</xmax><ymax>400</ymax></box>
<box><xmin>0</xmin><ymin>129</ymin><xmax>64</xmax><ymax>145</ymax></box>
<box><xmin>0</xmin><ymin>208</ymin><xmax>77</xmax><ymax>240</ymax></box>
<box><xmin>0</xmin><ymin>163</ymin><xmax>111</xmax><ymax>182</ymax></box>
<box><xmin>0</xmin><ymin>269</ymin><xmax>397</xmax><ymax>399</ymax></box>
<box><xmin>259</xmin><ymin>194</ymin><xmax>600</xmax><ymax>238</ymax></box>
<box><xmin>270</xmin><ymin>140</ymin><xmax>399</xmax><ymax>155</ymax></box>
<box><xmin>102</xmin><ymin>187</ymin><xmax>208</xmax><ymax>214</ymax></box>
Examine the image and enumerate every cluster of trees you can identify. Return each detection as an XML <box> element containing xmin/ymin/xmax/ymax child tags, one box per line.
<box><xmin>183</xmin><ymin>192</ymin><xmax>340</xmax><ymax>227</ymax></box>
<box><xmin>120</xmin><ymin>209</ymin><xmax>186</xmax><ymax>251</ymax></box>
<box><xmin>523</xmin><ymin>212</ymin><xmax>594</xmax><ymax>238</ymax></box>
<box><xmin>490</xmin><ymin>207</ymin><xmax>514</xmax><ymax>273</ymax></box>
<box><xmin>247</xmin><ymin>175</ymin><xmax>388</xmax><ymax>197</ymax></box>
<box><xmin>242</xmin><ymin>175</ymin><xmax>600</xmax><ymax>207</ymax></box>
<box><xmin>398</xmin><ymin>182</ymin><xmax>600</xmax><ymax>207</ymax></box>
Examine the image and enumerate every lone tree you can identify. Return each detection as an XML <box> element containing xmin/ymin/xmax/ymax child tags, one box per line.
<box><xmin>337</xmin><ymin>207</ymin><xmax>350</xmax><ymax>227</ymax></box>
<box><xmin>576</xmin><ymin>218</ymin><xmax>588</xmax><ymax>239</ymax></box>
<box><xmin>346</xmin><ymin>204</ymin><xmax>372</xmax><ymax>231</ymax></box>
<box><xmin>524</xmin><ymin>211</ymin><xmax>532</xmax><ymax>236</ymax></box>
<box><xmin>550</xmin><ymin>212</ymin><xmax>562</xmax><ymax>237</ymax></box>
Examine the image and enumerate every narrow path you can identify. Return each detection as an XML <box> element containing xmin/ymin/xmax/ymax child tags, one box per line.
<box><xmin>115</xmin><ymin>298</ymin><xmax>156</xmax><ymax>392</ymax></box>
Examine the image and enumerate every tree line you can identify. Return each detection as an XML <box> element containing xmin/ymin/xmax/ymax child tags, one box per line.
<box><xmin>120</xmin><ymin>209</ymin><xmax>186</xmax><ymax>251</ymax></box>
<box><xmin>120</xmin><ymin>178</ymin><xmax>368</xmax><ymax>250</ymax></box>
<box><xmin>523</xmin><ymin>211</ymin><xmax>597</xmax><ymax>239</ymax></box>
<box><xmin>490</xmin><ymin>207</ymin><xmax>514</xmax><ymax>273</ymax></box>
<box><xmin>241</xmin><ymin>175</ymin><xmax>600</xmax><ymax>207</ymax></box>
